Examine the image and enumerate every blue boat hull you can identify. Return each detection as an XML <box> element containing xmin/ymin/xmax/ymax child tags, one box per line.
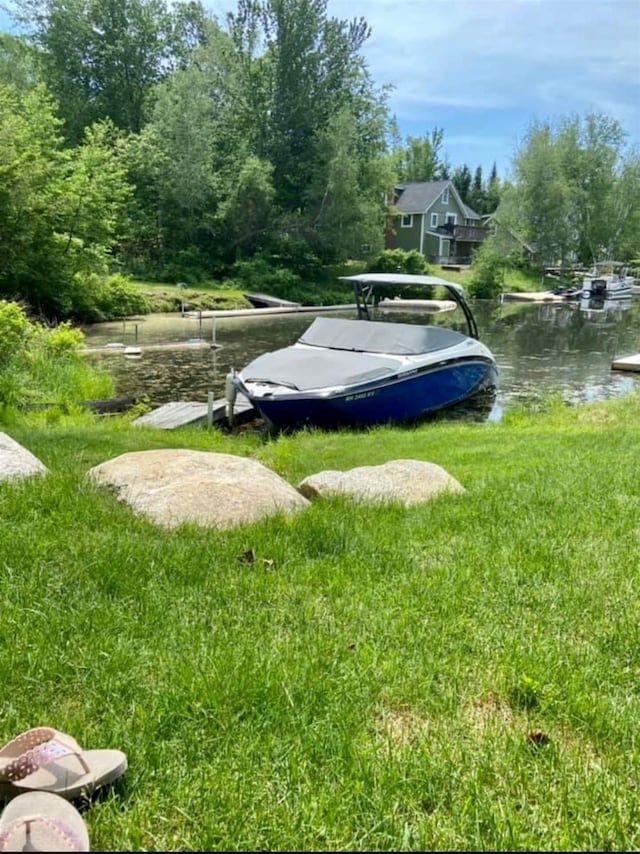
<box><xmin>244</xmin><ymin>357</ymin><xmax>497</xmax><ymax>430</ymax></box>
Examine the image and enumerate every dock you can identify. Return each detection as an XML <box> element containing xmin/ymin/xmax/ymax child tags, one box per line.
<box><xmin>611</xmin><ymin>354</ymin><xmax>640</xmax><ymax>372</ymax></box>
<box><xmin>183</xmin><ymin>304</ymin><xmax>356</xmax><ymax>319</ymax></box>
<box><xmin>82</xmin><ymin>340</ymin><xmax>221</xmax><ymax>355</ymax></box>
<box><xmin>501</xmin><ymin>291</ymin><xmax>570</xmax><ymax>303</ymax></box>
<box><xmin>132</xmin><ymin>395</ymin><xmax>256</xmax><ymax>430</ymax></box>
<box><xmin>244</xmin><ymin>292</ymin><xmax>301</xmax><ymax>309</ymax></box>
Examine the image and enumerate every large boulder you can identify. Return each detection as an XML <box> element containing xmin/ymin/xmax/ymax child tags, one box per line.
<box><xmin>298</xmin><ymin>459</ymin><xmax>465</xmax><ymax>506</ymax></box>
<box><xmin>87</xmin><ymin>448</ymin><xmax>310</xmax><ymax>530</ymax></box>
<box><xmin>0</xmin><ymin>432</ymin><xmax>48</xmax><ymax>483</ymax></box>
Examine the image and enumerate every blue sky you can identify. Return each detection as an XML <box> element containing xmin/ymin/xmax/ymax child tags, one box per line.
<box><xmin>3</xmin><ymin>0</ymin><xmax>639</xmax><ymax>178</ymax></box>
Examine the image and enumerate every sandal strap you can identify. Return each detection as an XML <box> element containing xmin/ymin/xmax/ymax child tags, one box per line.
<box><xmin>0</xmin><ymin>727</ymin><xmax>56</xmax><ymax>759</ymax></box>
<box><xmin>0</xmin><ymin>731</ymin><xmax>88</xmax><ymax>784</ymax></box>
<box><xmin>0</xmin><ymin>814</ymin><xmax>86</xmax><ymax>852</ymax></box>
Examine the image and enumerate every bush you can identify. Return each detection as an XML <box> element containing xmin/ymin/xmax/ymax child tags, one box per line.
<box><xmin>468</xmin><ymin>241</ymin><xmax>508</xmax><ymax>299</ymax></box>
<box><xmin>0</xmin><ymin>300</ymin><xmax>31</xmax><ymax>367</ymax></box>
<box><xmin>0</xmin><ymin>301</ymin><xmax>113</xmax><ymax>413</ymax></box>
<box><xmin>68</xmin><ymin>273</ymin><xmax>151</xmax><ymax>322</ymax></box>
<box><xmin>369</xmin><ymin>249</ymin><xmax>430</xmax><ymax>275</ymax></box>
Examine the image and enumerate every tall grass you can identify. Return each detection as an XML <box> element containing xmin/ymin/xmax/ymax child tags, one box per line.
<box><xmin>1</xmin><ymin>395</ymin><xmax>639</xmax><ymax>850</ymax></box>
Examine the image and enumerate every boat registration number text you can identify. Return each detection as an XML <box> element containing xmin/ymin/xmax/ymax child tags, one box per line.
<box><xmin>345</xmin><ymin>390</ymin><xmax>377</xmax><ymax>402</ymax></box>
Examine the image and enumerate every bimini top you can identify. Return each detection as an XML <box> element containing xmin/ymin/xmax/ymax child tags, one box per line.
<box><xmin>299</xmin><ymin>317</ymin><xmax>466</xmax><ymax>356</ymax></box>
<box><xmin>340</xmin><ymin>272</ymin><xmax>479</xmax><ymax>339</ymax></box>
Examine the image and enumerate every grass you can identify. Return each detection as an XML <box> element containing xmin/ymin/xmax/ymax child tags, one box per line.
<box><xmin>127</xmin><ymin>264</ymin><xmax>546</xmax><ymax>316</ymax></box>
<box><xmin>131</xmin><ymin>280</ymin><xmax>252</xmax><ymax>313</ymax></box>
<box><xmin>2</xmin><ymin>394</ymin><xmax>640</xmax><ymax>850</ymax></box>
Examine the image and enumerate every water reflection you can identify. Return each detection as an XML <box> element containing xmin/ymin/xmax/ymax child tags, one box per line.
<box><xmin>81</xmin><ymin>298</ymin><xmax>640</xmax><ymax>422</ymax></box>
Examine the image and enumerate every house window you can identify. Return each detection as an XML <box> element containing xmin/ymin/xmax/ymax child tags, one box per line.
<box><xmin>442</xmin><ymin>187</ymin><xmax>449</xmax><ymax>204</ymax></box>
<box><xmin>446</xmin><ymin>212</ymin><xmax>457</xmax><ymax>225</ymax></box>
<box><xmin>401</xmin><ymin>214</ymin><xmax>413</xmax><ymax>228</ymax></box>
<box><xmin>430</xmin><ymin>212</ymin><xmax>439</xmax><ymax>228</ymax></box>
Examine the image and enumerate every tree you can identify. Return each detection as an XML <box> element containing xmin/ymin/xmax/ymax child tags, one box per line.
<box><xmin>0</xmin><ymin>33</ymin><xmax>40</xmax><ymax>90</ymax></box>
<box><xmin>509</xmin><ymin>113</ymin><xmax>637</xmax><ymax>266</ymax></box>
<box><xmin>304</xmin><ymin>106</ymin><xmax>387</xmax><ymax>262</ymax></box>
<box><xmin>0</xmin><ymin>82</ymin><xmax>131</xmax><ymax>316</ymax></box>
<box><xmin>12</xmin><ymin>0</ymin><xmax>208</xmax><ymax>143</ymax></box>
<box><xmin>452</xmin><ymin>163</ymin><xmax>472</xmax><ymax>204</ymax></box>
<box><xmin>394</xmin><ymin>128</ymin><xmax>445</xmax><ymax>183</ymax></box>
<box><xmin>228</xmin><ymin>0</ymin><xmax>385</xmax><ymax>217</ymax></box>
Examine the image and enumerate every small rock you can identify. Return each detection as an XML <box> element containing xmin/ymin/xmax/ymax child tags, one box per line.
<box><xmin>0</xmin><ymin>432</ymin><xmax>48</xmax><ymax>483</ymax></box>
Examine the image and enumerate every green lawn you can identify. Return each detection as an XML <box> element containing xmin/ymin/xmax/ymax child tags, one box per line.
<box><xmin>2</xmin><ymin>394</ymin><xmax>639</xmax><ymax>850</ymax></box>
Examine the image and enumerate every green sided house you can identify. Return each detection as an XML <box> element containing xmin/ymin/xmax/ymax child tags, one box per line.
<box><xmin>386</xmin><ymin>180</ymin><xmax>488</xmax><ymax>264</ymax></box>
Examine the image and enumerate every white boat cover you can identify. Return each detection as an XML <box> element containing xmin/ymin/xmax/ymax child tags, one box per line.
<box><xmin>241</xmin><ymin>317</ymin><xmax>470</xmax><ymax>392</ymax></box>
<box><xmin>241</xmin><ymin>348</ymin><xmax>400</xmax><ymax>391</ymax></box>
<box><xmin>298</xmin><ymin>317</ymin><xmax>467</xmax><ymax>355</ymax></box>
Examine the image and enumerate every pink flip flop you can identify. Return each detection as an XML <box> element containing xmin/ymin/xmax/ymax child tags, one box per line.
<box><xmin>0</xmin><ymin>791</ymin><xmax>89</xmax><ymax>851</ymax></box>
<box><xmin>0</xmin><ymin>728</ymin><xmax>127</xmax><ymax>801</ymax></box>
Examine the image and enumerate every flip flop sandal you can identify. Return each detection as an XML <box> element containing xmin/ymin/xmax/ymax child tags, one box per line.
<box><xmin>0</xmin><ymin>791</ymin><xmax>89</xmax><ymax>851</ymax></box>
<box><xmin>0</xmin><ymin>727</ymin><xmax>127</xmax><ymax>801</ymax></box>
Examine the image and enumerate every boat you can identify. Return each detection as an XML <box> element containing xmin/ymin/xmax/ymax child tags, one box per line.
<box><xmin>232</xmin><ymin>273</ymin><xmax>498</xmax><ymax>430</ymax></box>
<box><xmin>581</xmin><ymin>262</ymin><xmax>635</xmax><ymax>300</ymax></box>
<box><xmin>551</xmin><ymin>285</ymin><xmax>583</xmax><ymax>301</ymax></box>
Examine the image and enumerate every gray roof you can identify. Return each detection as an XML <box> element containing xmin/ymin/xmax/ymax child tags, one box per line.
<box><xmin>463</xmin><ymin>203</ymin><xmax>481</xmax><ymax>220</ymax></box>
<box><xmin>393</xmin><ymin>181</ymin><xmax>451</xmax><ymax>213</ymax></box>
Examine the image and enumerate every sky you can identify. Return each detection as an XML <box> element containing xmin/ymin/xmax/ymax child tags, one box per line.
<box><xmin>2</xmin><ymin>0</ymin><xmax>639</xmax><ymax>179</ymax></box>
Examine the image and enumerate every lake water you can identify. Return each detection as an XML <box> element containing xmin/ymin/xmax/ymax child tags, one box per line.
<box><xmin>81</xmin><ymin>298</ymin><xmax>640</xmax><ymax>423</ymax></box>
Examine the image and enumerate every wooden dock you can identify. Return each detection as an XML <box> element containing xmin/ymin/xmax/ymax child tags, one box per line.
<box><xmin>183</xmin><ymin>304</ymin><xmax>356</xmax><ymax>319</ymax></box>
<box><xmin>132</xmin><ymin>395</ymin><xmax>256</xmax><ymax>430</ymax></box>
<box><xmin>82</xmin><ymin>340</ymin><xmax>221</xmax><ymax>355</ymax></box>
<box><xmin>244</xmin><ymin>292</ymin><xmax>301</xmax><ymax>309</ymax></box>
<box><xmin>611</xmin><ymin>354</ymin><xmax>640</xmax><ymax>372</ymax></box>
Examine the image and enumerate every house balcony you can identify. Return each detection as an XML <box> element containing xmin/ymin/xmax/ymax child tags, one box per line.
<box><xmin>435</xmin><ymin>223</ymin><xmax>488</xmax><ymax>242</ymax></box>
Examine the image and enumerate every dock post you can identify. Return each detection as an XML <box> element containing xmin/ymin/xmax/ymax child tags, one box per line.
<box><xmin>211</xmin><ymin>317</ymin><xmax>216</xmax><ymax>346</ymax></box>
<box><xmin>207</xmin><ymin>391</ymin><xmax>214</xmax><ymax>428</ymax></box>
<box><xmin>225</xmin><ymin>369</ymin><xmax>237</xmax><ymax>428</ymax></box>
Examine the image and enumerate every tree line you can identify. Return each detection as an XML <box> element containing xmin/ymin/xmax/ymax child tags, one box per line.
<box><xmin>0</xmin><ymin>0</ymin><xmax>638</xmax><ymax>320</ymax></box>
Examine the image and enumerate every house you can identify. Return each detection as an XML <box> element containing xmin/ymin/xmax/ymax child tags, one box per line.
<box><xmin>386</xmin><ymin>180</ymin><xmax>488</xmax><ymax>264</ymax></box>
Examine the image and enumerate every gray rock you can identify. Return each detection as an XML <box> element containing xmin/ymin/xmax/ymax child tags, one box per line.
<box><xmin>87</xmin><ymin>448</ymin><xmax>310</xmax><ymax>529</ymax></box>
<box><xmin>298</xmin><ymin>459</ymin><xmax>465</xmax><ymax>505</ymax></box>
<box><xmin>0</xmin><ymin>432</ymin><xmax>48</xmax><ymax>482</ymax></box>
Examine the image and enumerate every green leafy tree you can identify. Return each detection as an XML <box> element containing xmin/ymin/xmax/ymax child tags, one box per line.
<box><xmin>452</xmin><ymin>163</ymin><xmax>472</xmax><ymax>204</ymax></box>
<box><xmin>394</xmin><ymin>128</ymin><xmax>445</xmax><ymax>183</ymax></box>
<box><xmin>509</xmin><ymin>112</ymin><xmax>637</xmax><ymax>266</ymax></box>
<box><xmin>12</xmin><ymin>0</ymin><xmax>207</xmax><ymax>143</ymax></box>
<box><xmin>0</xmin><ymin>82</ymin><xmax>131</xmax><ymax>317</ymax></box>
<box><xmin>0</xmin><ymin>33</ymin><xmax>40</xmax><ymax>90</ymax></box>
<box><xmin>304</xmin><ymin>107</ymin><xmax>388</xmax><ymax>262</ymax></box>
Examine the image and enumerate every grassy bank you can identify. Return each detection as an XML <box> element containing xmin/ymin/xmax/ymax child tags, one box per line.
<box><xmin>131</xmin><ymin>264</ymin><xmax>545</xmax><ymax>315</ymax></box>
<box><xmin>2</xmin><ymin>395</ymin><xmax>639</xmax><ymax>851</ymax></box>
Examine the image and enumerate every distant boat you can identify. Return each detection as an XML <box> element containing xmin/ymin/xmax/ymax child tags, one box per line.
<box><xmin>582</xmin><ymin>262</ymin><xmax>634</xmax><ymax>300</ymax></box>
<box><xmin>233</xmin><ymin>273</ymin><xmax>498</xmax><ymax>430</ymax></box>
<box><xmin>244</xmin><ymin>292</ymin><xmax>301</xmax><ymax>309</ymax></box>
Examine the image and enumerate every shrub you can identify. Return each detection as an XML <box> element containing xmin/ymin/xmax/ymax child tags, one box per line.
<box><xmin>69</xmin><ymin>273</ymin><xmax>151</xmax><ymax>322</ymax></box>
<box><xmin>468</xmin><ymin>241</ymin><xmax>508</xmax><ymax>299</ymax></box>
<box><xmin>369</xmin><ymin>249</ymin><xmax>430</xmax><ymax>275</ymax></box>
<box><xmin>0</xmin><ymin>301</ymin><xmax>113</xmax><ymax>412</ymax></box>
<box><xmin>0</xmin><ymin>300</ymin><xmax>31</xmax><ymax>367</ymax></box>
